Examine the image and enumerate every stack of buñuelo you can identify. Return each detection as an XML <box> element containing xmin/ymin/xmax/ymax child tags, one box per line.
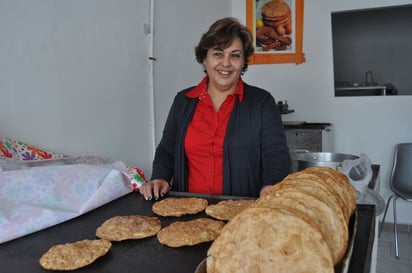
<box><xmin>206</xmin><ymin>166</ymin><xmax>356</xmax><ymax>273</ymax></box>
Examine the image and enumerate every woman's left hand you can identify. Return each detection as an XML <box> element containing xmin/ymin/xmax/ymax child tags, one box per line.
<box><xmin>139</xmin><ymin>179</ymin><xmax>171</xmax><ymax>201</ymax></box>
<box><xmin>259</xmin><ymin>185</ymin><xmax>272</xmax><ymax>196</ymax></box>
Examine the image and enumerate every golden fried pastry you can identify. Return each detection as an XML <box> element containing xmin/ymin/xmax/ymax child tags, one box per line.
<box><xmin>207</xmin><ymin>207</ymin><xmax>334</xmax><ymax>273</ymax></box>
<box><xmin>39</xmin><ymin>239</ymin><xmax>111</xmax><ymax>270</ymax></box>
<box><xmin>205</xmin><ymin>199</ymin><xmax>255</xmax><ymax>221</ymax></box>
<box><xmin>96</xmin><ymin>215</ymin><xmax>161</xmax><ymax>241</ymax></box>
<box><xmin>255</xmin><ymin>189</ymin><xmax>348</xmax><ymax>264</ymax></box>
<box><xmin>304</xmin><ymin>166</ymin><xmax>356</xmax><ymax>217</ymax></box>
<box><xmin>152</xmin><ymin>197</ymin><xmax>208</xmax><ymax>217</ymax></box>
<box><xmin>157</xmin><ymin>218</ymin><xmax>225</xmax><ymax>247</ymax></box>
<box><xmin>205</xmin><ymin>166</ymin><xmax>356</xmax><ymax>271</ymax></box>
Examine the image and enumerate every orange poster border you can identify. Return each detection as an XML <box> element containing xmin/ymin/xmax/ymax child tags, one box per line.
<box><xmin>246</xmin><ymin>0</ymin><xmax>305</xmax><ymax>65</ymax></box>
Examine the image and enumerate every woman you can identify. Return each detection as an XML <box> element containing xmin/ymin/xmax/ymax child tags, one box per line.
<box><xmin>139</xmin><ymin>17</ymin><xmax>291</xmax><ymax>200</ymax></box>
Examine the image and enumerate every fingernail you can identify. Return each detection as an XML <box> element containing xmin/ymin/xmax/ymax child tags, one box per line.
<box><xmin>145</xmin><ymin>197</ymin><xmax>149</xmax><ymax>201</ymax></box>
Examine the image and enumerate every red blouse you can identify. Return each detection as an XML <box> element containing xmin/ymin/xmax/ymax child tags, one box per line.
<box><xmin>184</xmin><ymin>77</ymin><xmax>244</xmax><ymax>194</ymax></box>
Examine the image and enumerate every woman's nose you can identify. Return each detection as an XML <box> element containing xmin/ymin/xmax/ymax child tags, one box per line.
<box><xmin>222</xmin><ymin>54</ymin><xmax>231</xmax><ymax>65</ymax></box>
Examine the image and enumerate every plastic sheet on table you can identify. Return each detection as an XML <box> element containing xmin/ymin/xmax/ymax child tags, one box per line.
<box><xmin>0</xmin><ymin>162</ymin><xmax>134</xmax><ymax>244</ymax></box>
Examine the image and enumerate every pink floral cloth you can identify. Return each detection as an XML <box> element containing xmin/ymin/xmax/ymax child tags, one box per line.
<box><xmin>0</xmin><ymin>136</ymin><xmax>64</xmax><ymax>160</ymax></box>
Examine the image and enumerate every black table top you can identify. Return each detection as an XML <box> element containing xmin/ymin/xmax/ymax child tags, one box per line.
<box><xmin>0</xmin><ymin>192</ymin><xmax>375</xmax><ymax>273</ymax></box>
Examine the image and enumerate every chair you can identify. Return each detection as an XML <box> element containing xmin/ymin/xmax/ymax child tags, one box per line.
<box><xmin>379</xmin><ymin>143</ymin><xmax>412</xmax><ymax>258</ymax></box>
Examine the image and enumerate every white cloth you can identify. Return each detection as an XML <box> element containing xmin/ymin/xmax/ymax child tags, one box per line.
<box><xmin>0</xmin><ymin>162</ymin><xmax>133</xmax><ymax>244</ymax></box>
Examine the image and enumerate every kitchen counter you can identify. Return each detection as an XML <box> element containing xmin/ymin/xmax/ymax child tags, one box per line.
<box><xmin>0</xmin><ymin>192</ymin><xmax>375</xmax><ymax>273</ymax></box>
<box><xmin>283</xmin><ymin>121</ymin><xmax>332</xmax><ymax>129</ymax></box>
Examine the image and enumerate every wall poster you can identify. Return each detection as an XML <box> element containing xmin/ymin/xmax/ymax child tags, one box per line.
<box><xmin>246</xmin><ymin>0</ymin><xmax>305</xmax><ymax>65</ymax></box>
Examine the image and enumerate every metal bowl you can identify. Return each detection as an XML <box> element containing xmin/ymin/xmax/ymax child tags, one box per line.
<box><xmin>291</xmin><ymin>152</ymin><xmax>359</xmax><ymax>171</ymax></box>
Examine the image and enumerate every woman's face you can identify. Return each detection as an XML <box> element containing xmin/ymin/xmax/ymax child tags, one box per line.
<box><xmin>203</xmin><ymin>37</ymin><xmax>244</xmax><ymax>93</ymax></box>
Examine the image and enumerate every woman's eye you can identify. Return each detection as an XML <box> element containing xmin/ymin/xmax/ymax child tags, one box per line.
<box><xmin>231</xmin><ymin>54</ymin><xmax>241</xmax><ymax>59</ymax></box>
<box><xmin>213</xmin><ymin>52</ymin><xmax>223</xmax><ymax>58</ymax></box>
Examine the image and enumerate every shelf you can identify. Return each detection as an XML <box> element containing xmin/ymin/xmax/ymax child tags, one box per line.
<box><xmin>335</xmin><ymin>86</ymin><xmax>387</xmax><ymax>96</ymax></box>
<box><xmin>280</xmin><ymin>109</ymin><xmax>295</xmax><ymax>115</ymax></box>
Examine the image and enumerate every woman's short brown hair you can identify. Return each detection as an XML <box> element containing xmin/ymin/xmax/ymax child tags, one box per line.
<box><xmin>195</xmin><ymin>17</ymin><xmax>255</xmax><ymax>74</ymax></box>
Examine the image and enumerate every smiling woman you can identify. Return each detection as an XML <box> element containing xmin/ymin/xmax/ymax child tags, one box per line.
<box><xmin>332</xmin><ymin>4</ymin><xmax>412</xmax><ymax>96</ymax></box>
<box><xmin>140</xmin><ymin>17</ymin><xmax>291</xmax><ymax>200</ymax></box>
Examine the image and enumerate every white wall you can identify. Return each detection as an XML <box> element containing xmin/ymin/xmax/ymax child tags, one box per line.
<box><xmin>232</xmin><ymin>0</ymin><xmax>412</xmax><ymax>224</ymax></box>
<box><xmin>152</xmin><ymin>0</ymin><xmax>231</xmax><ymax>144</ymax></box>
<box><xmin>0</xmin><ymin>0</ymin><xmax>153</xmax><ymax>171</ymax></box>
<box><xmin>0</xmin><ymin>0</ymin><xmax>230</xmax><ymax>181</ymax></box>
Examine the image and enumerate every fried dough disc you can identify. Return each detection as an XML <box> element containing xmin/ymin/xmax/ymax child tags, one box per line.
<box><xmin>96</xmin><ymin>215</ymin><xmax>161</xmax><ymax>241</ymax></box>
<box><xmin>152</xmin><ymin>197</ymin><xmax>208</xmax><ymax>217</ymax></box>
<box><xmin>157</xmin><ymin>218</ymin><xmax>225</xmax><ymax>247</ymax></box>
<box><xmin>304</xmin><ymin>166</ymin><xmax>356</xmax><ymax>217</ymax></box>
<box><xmin>271</xmin><ymin>176</ymin><xmax>348</xmax><ymax>223</ymax></box>
<box><xmin>207</xmin><ymin>207</ymin><xmax>334</xmax><ymax>273</ymax></box>
<box><xmin>205</xmin><ymin>199</ymin><xmax>255</xmax><ymax>221</ymax></box>
<box><xmin>255</xmin><ymin>190</ymin><xmax>348</xmax><ymax>264</ymax></box>
<box><xmin>39</xmin><ymin>239</ymin><xmax>111</xmax><ymax>270</ymax></box>
<box><xmin>292</xmin><ymin>169</ymin><xmax>351</xmax><ymax>222</ymax></box>
<box><xmin>286</xmin><ymin>171</ymin><xmax>350</xmax><ymax>222</ymax></box>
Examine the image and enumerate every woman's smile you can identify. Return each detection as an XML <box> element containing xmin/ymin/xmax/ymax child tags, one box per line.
<box><xmin>217</xmin><ymin>69</ymin><xmax>232</xmax><ymax>76</ymax></box>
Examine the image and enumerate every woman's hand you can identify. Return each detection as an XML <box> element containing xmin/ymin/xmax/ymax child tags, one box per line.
<box><xmin>259</xmin><ymin>185</ymin><xmax>272</xmax><ymax>197</ymax></box>
<box><xmin>139</xmin><ymin>179</ymin><xmax>171</xmax><ymax>201</ymax></box>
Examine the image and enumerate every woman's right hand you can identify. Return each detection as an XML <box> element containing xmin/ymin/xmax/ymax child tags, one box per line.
<box><xmin>138</xmin><ymin>179</ymin><xmax>171</xmax><ymax>201</ymax></box>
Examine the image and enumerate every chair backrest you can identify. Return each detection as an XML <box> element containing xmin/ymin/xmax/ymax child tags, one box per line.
<box><xmin>390</xmin><ymin>143</ymin><xmax>412</xmax><ymax>199</ymax></box>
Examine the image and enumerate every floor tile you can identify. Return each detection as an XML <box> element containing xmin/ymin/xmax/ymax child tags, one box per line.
<box><xmin>376</xmin><ymin>223</ymin><xmax>411</xmax><ymax>273</ymax></box>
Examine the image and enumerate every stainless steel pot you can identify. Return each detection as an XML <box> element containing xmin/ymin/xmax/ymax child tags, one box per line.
<box><xmin>291</xmin><ymin>152</ymin><xmax>359</xmax><ymax>171</ymax></box>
